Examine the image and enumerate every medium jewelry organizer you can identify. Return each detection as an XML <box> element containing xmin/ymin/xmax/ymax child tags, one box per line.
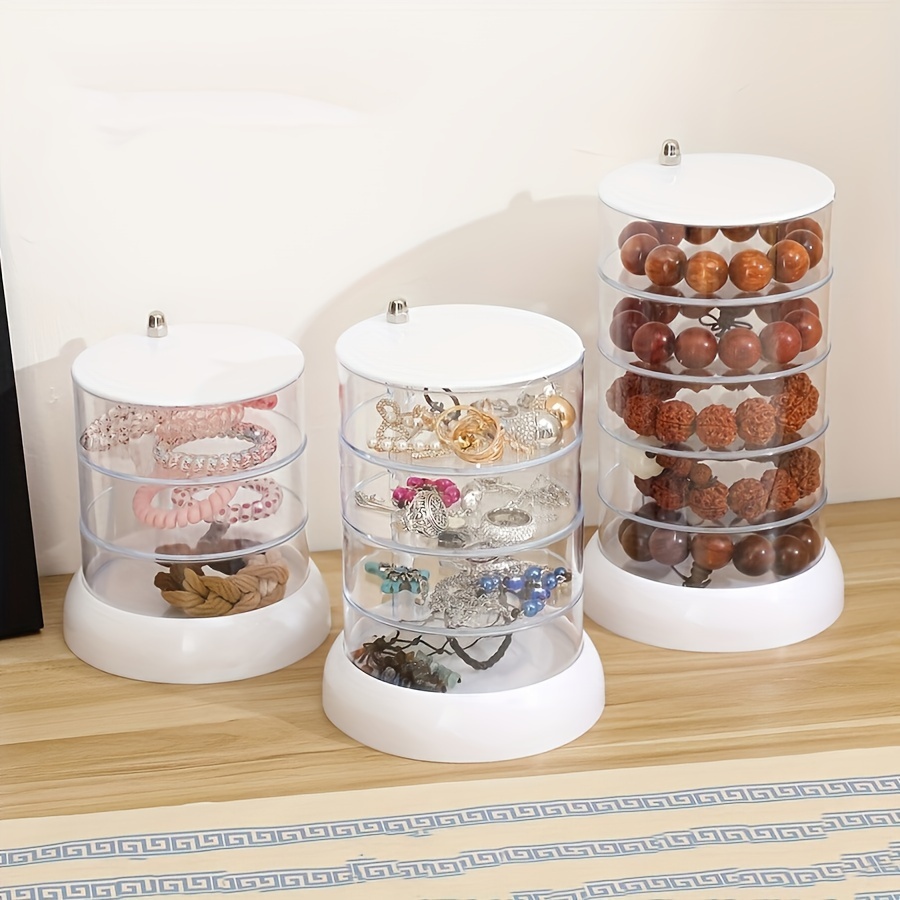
<box><xmin>322</xmin><ymin>301</ymin><xmax>604</xmax><ymax>762</ymax></box>
<box><xmin>584</xmin><ymin>141</ymin><xmax>844</xmax><ymax>651</ymax></box>
<box><xmin>64</xmin><ymin>312</ymin><xmax>330</xmax><ymax>682</ymax></box>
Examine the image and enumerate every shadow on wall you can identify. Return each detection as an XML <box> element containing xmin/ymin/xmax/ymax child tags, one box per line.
<box><xmin>296</xmin><ymin>191</ymin><xmax>603</xmax><ymax>552</ymax></box>
<box><xmin>17</xmin><ymin>338</ymin><xmax>87</xmax><ymax>574</ymax></box>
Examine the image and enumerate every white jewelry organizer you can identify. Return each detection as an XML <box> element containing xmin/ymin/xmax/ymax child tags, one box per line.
<box><xmin>64</xmin><ymin>312</ymin><xmax>330</xmax><ymax>683</ymax></box>
<box><xmin>585</xmin><ymin>142</ymin><xmax>844</xmax><ymax>651</ymax></box>
<box><xmin>322</xmin><ymin>302</ymin><xmax>604</xmax><ymax>762</ymax></box>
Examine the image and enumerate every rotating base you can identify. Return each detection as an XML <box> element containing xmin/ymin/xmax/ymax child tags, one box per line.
<box><xmin>322</xmin><ymin>632</ymin><xmax>604</xmax><ymax>762</ymax></box>
<box><xmin>584</xmin><ymin>535</ymin><xmax>843</xmax><ymax>652</ymax></box>
<box><xmin>63</xmin><ymin>562</ymin><xmax>331</xmax><ymax>683</ymax></box>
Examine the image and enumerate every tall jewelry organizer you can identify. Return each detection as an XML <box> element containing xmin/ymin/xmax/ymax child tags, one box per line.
<box><xmin>585</xmin><ymin>142</ymin><xmax>844</xmax><ymax>651</ymax></box>
<box><xmin>65</xmin><ymin>313</ymin><xmax>331</xmax><ymax>682</ymax></box>
<box><xmin>323</xmin><ymin>302</ymin><xmax>604</xmax><ymax>762</ymax></box>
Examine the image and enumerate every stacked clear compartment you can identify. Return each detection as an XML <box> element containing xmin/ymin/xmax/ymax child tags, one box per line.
<box><xmin>596</xmin><ymin>155</ymin><xmax>833</xmax><ymax>591</ymax></box>
<box><xmin>336</xmin><ymin>304</ymin><xmax>588</xmax><ymax>694</ymax></box>
<box><xmin>71</xmin><ymin>323</ymin><xmax>312</xmax><ymax>622</ymax></box>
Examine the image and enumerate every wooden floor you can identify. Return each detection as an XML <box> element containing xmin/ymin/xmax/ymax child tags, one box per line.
<box><xmin>2</xmin><ymin>498</ymin><xmax>899</xmax><ymax>821</ymax></box>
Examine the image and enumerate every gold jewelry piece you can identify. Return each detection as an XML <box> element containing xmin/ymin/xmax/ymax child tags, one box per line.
<box><xmin>434</xmin><ymin>404</ymin><xmax>504</xmax><ymax>463</ymax></box>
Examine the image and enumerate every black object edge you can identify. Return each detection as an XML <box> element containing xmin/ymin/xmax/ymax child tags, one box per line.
<box><xmin>0</xmin><ymin>247</ymin><xmax>43</xmax><ymax>638</ymax></box>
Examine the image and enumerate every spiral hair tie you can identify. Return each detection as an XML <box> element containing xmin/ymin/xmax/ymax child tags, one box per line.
<box><xmin>153</xmin><ymin>422</ymin><xmax>277</xmax><ymax>476</ymax></box>
<box><xmin>133</xmin><ymin>482</ymin><xmax>239</xmax><ymax>529</ymax></box>
<box><xmin>135</xmin><ymin>477</ymin><xmax>284</xmax><ymax>530</ymax></box>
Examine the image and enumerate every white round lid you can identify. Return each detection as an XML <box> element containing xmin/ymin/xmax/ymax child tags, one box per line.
<box><xmin>336</xmin><ymin>304</ymin><xmax>583</xmax><ymax>389</ymax></box>
<box><xmin>72</xmin><ymin>320</ymin><xmax>304</xmax><ymax>406</ymax></box>
<box><xmin>598</xmin><ymin>151</ymin><xmax>835</xmax><ymax>226</ymax></box>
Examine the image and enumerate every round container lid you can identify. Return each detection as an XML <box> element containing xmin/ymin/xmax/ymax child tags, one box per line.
<box><xmin>598</xmin><ymin>152</ymin><xmax>835</xmax><ymax>226</ymax></box>
<box><xmin>336</xmin><ymin>304</ymin><xmax>584</xmax><ymax>389</ymax></box>
<box><xmin>72</xmin><ymin>321</ymin><xmax>304</xmax><ymax>406</ymax></box>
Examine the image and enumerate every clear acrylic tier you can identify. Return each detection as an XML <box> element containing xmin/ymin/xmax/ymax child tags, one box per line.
<box><xmin>602</xmin><ymin>209</ymin><xmax>832</xmax><ymax>303</ymax></box>
<box><xmin>323</xmin><ymin>302</ymin><xmax>604</xmax><ymax>760</ymax></box>
<box><xmin>585</xmin><ymin>145</ymin><xmax>843</xmax><ymax>651</ymax></box>
<box><xmin>64</xmin><ymin>316</ymin><xmax>331</xmax><ymax>682</ymax></box>
<box><xmin>599</xmin><ymin>280</ymin><xmax>831</xmax><ymax>378</ymax></box>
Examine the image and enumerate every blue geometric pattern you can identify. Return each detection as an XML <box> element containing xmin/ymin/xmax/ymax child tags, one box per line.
<box><xmin>3</xmin><ymin>822</ymin><xmax>900</xmax><ymax>898</ymax></box>
<box><xmin>4</xmin><ymin>775</ymin><xmax>900</xmax><ymax>868</ymax></box>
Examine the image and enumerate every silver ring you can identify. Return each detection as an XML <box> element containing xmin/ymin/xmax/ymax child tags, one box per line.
<box><xmin>480</xmin><ymin>507</ymin><xmax>536</xmax><ymax>545</ymax></box>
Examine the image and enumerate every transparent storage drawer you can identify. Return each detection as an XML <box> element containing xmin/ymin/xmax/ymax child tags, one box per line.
<box><xmin>78</xmin><ymin>454</ymin><xmax>306</xmax><ymax>552</ymax></box>
<box><xmin>341</xmin><ymin>437</ymin><xmax>581</xmax><ymax>551</ymax></box>
<box><xmin>599</xmin><ymin>280</ymin><xmax>830</xmax><ymax>376</ymax></box>
<box><xmin>598</xmin><ymin>498</ymin><xmax>826</xmax><ymax>590</ymax></box>
<box><xmin>600</xmin><ymin>354</ymin><xmax>827</xmax><ymax>452</ymax></box>
<box><xmin>601</xmin><ymin>205</ymin><xmax>832</xmax><ymax>302</ymax></box>
<box><xmin>598</xmin><ymin>428</ymin><xmax>826</xmax><ymax>529</ymax></box>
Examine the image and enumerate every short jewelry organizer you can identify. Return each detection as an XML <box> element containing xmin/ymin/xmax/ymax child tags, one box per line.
<box><xmin>64</xmin><ymin>313</ymin><xmax>330</xmax><ymax>683</ymax></box>
<box><xmin>584</xmin><ymin>142</ymin><xmax>844</xmax><ymax>651</ymax></box>
<box><xmin>322</xmin><ymin>302</ymin><xmax>604</xmax><ymax>762</ymax></box>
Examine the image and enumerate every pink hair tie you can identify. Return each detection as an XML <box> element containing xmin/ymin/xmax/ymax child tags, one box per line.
<box><xmin>217</xmin><ymin>477</ymin><xmax>283</xmax><ymax>524</ymax></box>
<box><xmin>243</xmin><ymin>395</ymin><xmax>278</xmax><ymax>411</ymax></box>
<box><xmin>134</xmin><ymin>478</ymin><xmax>284</xmax><ymax>530</ymax></box>
<box><xmin>133</xmin><ymin>482</ymin><xmax>239</xmax><ymax>530</ymax></box>
<box><xmin>155</xmin><ymin>403</ymin><xmax>246</xmax><ymax>443</ymax></box>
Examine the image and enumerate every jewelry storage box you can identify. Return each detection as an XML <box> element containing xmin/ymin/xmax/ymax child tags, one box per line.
<box><xmin>322</xmin><ymin>301</ymin><xmax>604</xmax><ymax>761</ymax></box>
<box><xmin>584</xmin><ymin>142</ymin><xmax>843</xmax><ymax>651</ymax></box>
<box><xmin>64</xmin><ymin>312</ymin><xmax>330</xmax><ymax>682</ymax></box>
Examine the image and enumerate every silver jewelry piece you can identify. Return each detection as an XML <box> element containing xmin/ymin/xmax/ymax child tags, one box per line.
<box><xmin>354</xmin><ymin>489</ymin><xmax>449</xmax><ymax>538</ymax></box>
<box><xmin>428</xmin><ymin>573</ymin><xmax>518</xmax><ymax>629</ymax></box>
<box><xmin>480</xmin><ymin>507</ymin><xmax>536</xmax><ymax>545</ymax></box>
<box><xmin>400</xmin><ymin>489</ymin><xmax>448</xmax><ymax>537</ymax></box>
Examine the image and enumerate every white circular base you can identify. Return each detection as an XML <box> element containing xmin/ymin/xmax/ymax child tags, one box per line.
<box><xmin>63</xmin><ymin>562</ymin><xmax>331</xmax><ymax>683</ymax></box>
<box><xmin>322</xmin><ymin>632</ymin><xmax>604</xmax><ymax>762</ymax></box>
<box><xmin>584</xmin><ymin>536</ymin><xmax>844</xmax><ymax>652</ymax></box>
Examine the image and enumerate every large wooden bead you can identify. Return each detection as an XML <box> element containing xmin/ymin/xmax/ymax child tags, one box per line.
<box><xmin>729</xmin><ymin>249</ymin><xmax>774</xmax><ymax>292</ymax></box>
<box><xmin>619</xmin><ymin>519</ymin><xmax>654</xmax><ymax>561</ymax></box>
<box><xmin>781</xmin><ymin>216</ymin><xmax>824</xmax><ymax>240</ymax></box>
<box><xmin>632</xmin><ymin>321</ymin><xmax>676</xmax><ymax>364</ymax></box>
<box><xmin>732</xmin><ymin>534</ymin><xmax>775</xmax><ymax>576</ymax></box>
<box><xmin>654</xmin><ymin>222</ymin><xmax>686</xmax><ymax>245</ymax></box>
<box><xmin>721</xmin><ymin>225</ymin><xmax>756</xmax><ymax>242</ymax></box>
<box><xmin>767</xmin><ymin>239</ymin><xmax>810</xmax><ymax>284</ymax></box>
<box><xmin>675</xmin><ymin>327</ymin><xmax>718</xmax><ymax>368</ymax></box>
<box><xmin>644</xmin><ymin>244</ymin><xmax>687</xmax><ymax>287</ymax></box>
<box><xmin>784</xmin><ymin>228</ymin><xmax>824</xmax><ymax>268</ymax></box>
<box><xmin>609</xmin><ymin>309</ymin><xmax>649</xmax><ymax>351</ymax></box>
<box><xmin>684</xmin><ymin>225</ymin><xmax>718</xmax><ymax>245</ymax></box>
<box><xmin>780</xmin><ymin>296</ymin><xmax>820</xmax><ymax>318</ymax></box>
<box><xmin>618</xmin><ymin>221</ymin><xmax>659</xmax><ymax>247</ymax></box>
<box><xmin>718</xmin><ymin>328</ymin><xmax>762</xmax><ymax>369</ymax></box>
<box><xmin>760</xmin><ymin>321</ymin><xmax>802</xmax><ymax>364</ymax></box>
<box><xmin>690</xmin><ymin>533</ymin><xmax>734</xmax><ymax>570</ymax></box>
<box><xmin>783</xmin><ymin>309</ymin><xmax>823</xmax><ymax>351</ymax></box>
<box><xmin>772</xmin><ymin>533</ymin><xmax>811</xmax><ymax>577</ymax></box>
<box><xmin>620</xmin><ymin>233</ymin><xmax>659</xmax><ymax>275</ymax></box>
<box><xmin>685</xmin><ymin>251</ymin><xmax>728</xmax><ymax>293</ymax></box>
<box><xmin>648</xmin><ymin>528</ymin><xmax>690</xmax><ymax>565</ymax></box>
<box><xmin>785</xmin><ymin>522</ymin><xmax>822</xmax><ymax>559</ymax></box>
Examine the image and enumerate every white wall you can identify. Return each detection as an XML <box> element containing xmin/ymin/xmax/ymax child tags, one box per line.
<box><xmin>0</xmin><ymin>0</ymin><xmax>897</xmax><ymax>575</ymax></box>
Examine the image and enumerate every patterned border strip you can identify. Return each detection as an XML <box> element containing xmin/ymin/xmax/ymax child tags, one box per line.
<box><xmin>3</xmin><ymin>826</ymin><xmax>899</xmax><ymax>898</ymax></box>
<box><xmin>516</xmin><ymin>844</ymin><xmax>900</xmax><ymax>899</ymax></box>
<box><xmin>4</xmin><ymin>775</ymin><xmax>900</xmax><ymax>867</ymax></box>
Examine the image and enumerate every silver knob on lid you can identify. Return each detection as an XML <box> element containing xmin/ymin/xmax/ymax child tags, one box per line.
<box><xmin>147</xmin><ymin>310</ymin><xmax>168</xmax><ymax>337</ymax></box>
<box><xmin>386</xmin><ymin>298</ymin><xmax>409</xmax><ymax>324</ymax></box>
<box><xmin>659</xmin><ymin>138</ymin><xmax>681</xmax><ymax>166</ymax></box>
